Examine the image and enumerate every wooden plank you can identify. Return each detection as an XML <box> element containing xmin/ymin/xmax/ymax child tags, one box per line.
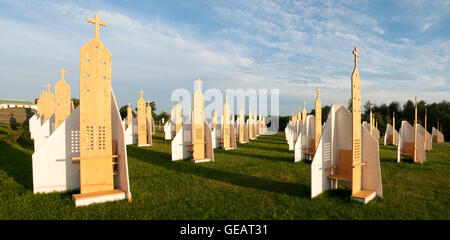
<box><xmin>73</xmin><ymin>189</ymin><xmax>124</xmax><ymax>200</ymax></box>
<box><xmin>351</xmin><ymin>47</ymin><xmax>362</xmax><ymax>196</ymax></box>
<box><xmin>54</xmin><ymin>68</ymin><xmax>71</xmax><ymax>129</ymax></box>
<box><xmin>137</xmin><ymin>90</ymin><xmax>147</xmax><ymax>146</ymax></box>
<box><xmin>192</xmin><ymin>78</ymin><xmax>205</xmax><ymax>160</ymax></box>
<box><xmin>78</xmin><ymin>14</ymin><xmax>114</xmax><ymax>194</ymax></box>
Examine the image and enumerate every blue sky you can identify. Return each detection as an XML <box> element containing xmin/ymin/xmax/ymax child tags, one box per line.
<box><xmin>0</xmin><ymin>0</ymin><xmax>448</xmax><ymax>115</ymax></box>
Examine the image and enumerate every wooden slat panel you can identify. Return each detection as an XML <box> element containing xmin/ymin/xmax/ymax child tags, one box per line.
<box><xmin>79</xmin><ymin>35</ymin><xmax>114</xmax><ymax>194</ymax></box>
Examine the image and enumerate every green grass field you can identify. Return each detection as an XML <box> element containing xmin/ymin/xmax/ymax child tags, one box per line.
<box><xmin>0</xmin><ymin>124</ymin><xmax>448</xmax><ymax>220</ymax></box>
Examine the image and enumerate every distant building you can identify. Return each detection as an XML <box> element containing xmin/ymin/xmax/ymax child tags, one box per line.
<box><xmin>0</xmin><ymin>98</ymin><xmax>38</xmax><ymax>110</ymax></box>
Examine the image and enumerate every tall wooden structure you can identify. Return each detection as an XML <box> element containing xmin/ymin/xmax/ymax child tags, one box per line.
<box><xmin>213</xmin><ymin>109</ymin><xmax>217</xmax><ymax>129</ymax></box>
<box><xmin>176</xmin><ymin>99</ymin><xmax>182</xmax><ymax>134</ymax></box>
<box><xmin>37</xmin><ymin>91</ymin><xmax>43</xmax><ymax>116</ymax></box>
<box><xmin>192</xmin><ymin>78</ymin><xmax>206</xmax><ymax>161</ymax></box>
<box><xmin>351</xmin><ymin>47</ymin><xmax>362</xmax><ymax>198</ymax></box>
<box><xmin>315</xmin><ymin>87</ymin><xmax>322</xmax><ymax>148</ymax></box>
<box><xmin>223</xmin><ymin>96</ymin><xmax>231</xmax><ymax>149</ymax></box>
<box><xmin>302</xmin><ymin>101</ymin><xmax>306</xmax><ymax>125</ymax></box>
<box><xmin>32</xmin><ymin>13</ymin><xmax>131</xmax><ymax>206</ymax></box>
<box><xmin>54</xmin><ymin>68</ymin><xmax>71</xmax><ymax>129</ymax></box>
<box><xmin>170</xmin><ymin>105</ymin><xmax>175</xmax><ymax>122</ymax></box>
<box><xmin>393</xmin><ymin>112</ymin><xmax>396</xmax><ymax>142</ymax></box>
<box><xmin>42</xmin><ymin>83</ymin><xmax>55</xmax><ymax>123</ymax></box>
<box><xmin>369</xmin><ymin>103</ymin><xmax>373</xmax><ymax>135</ymax></box>
<box><xmin>147</xmin><ymin>101</ymin><xmax>153</xmax><ymax>134</ymax></box>
<box><xmin>127</xmin><ymin>103</ymin><xmax>133</xmax><ymax>128</ymax></box>
<box><xmin>350</xmin><ymin>47</ymin><xmax>375</xmax><ymax>201</ymax></box>
<box><xmin>249</xmin><ymin>108</ymin><xmax>253</xmax><ymax>139</ymax></box>
<box><xmin>239</xmin><ymin>104</ymin><xmax>245</xmax><ymax>143</ymax></box>
<box><xmin>258</xmin><ymin>113</ymin><xmax>262</xmax><ymax>134</ymax></box>
<box><xmin>137</xmin><ymin>90</ymin><xmax>148</xmax><ymax>146</ymax></box>
<box><xmin>414</xmin><ymin>96</ymin><xmax>418</xmax><ymax>162</ymax></box>
<box><xmin>424</xmin><ymin>108</ymin><xmax>427</xmax><ymax>150</ymax></box>
<box><xmin>77</xmin><ymin>13</ymin><xmax>116</xmax><ymax>196</ymax></box>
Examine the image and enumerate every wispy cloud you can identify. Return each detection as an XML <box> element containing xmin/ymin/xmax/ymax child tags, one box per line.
<box><xmin>0</xmin><ymin>0</ymin><xmax>448</xmax><ymax>115</ymax></box>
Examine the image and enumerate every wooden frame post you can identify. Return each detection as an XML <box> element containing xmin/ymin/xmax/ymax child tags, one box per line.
<box><xmin>78</xmin><ymin>13</ymin><xmax>114</xmax><ymax>195</ymax></box>
<box><xmin>414</xmin><ymin>96</ymin><xmax>417</xmax><ymax>162</ymax></box>
<box><xmin>137</xmin><ymin>90</ymin><xmax>147</xmax><ymax>146</ymax></box>
<box><xmin>176</xmin><ymin>99</ymin><xmax>182</xmax><ymax>134</ymax></box>
<box><xmin>302</xmin><ymin>101</ymin><xmax>306</xmax><ymax>125</ymax></box>
<box><xmin>54</xmin><ymin>68</ymin><xmax>71</xmax><ymax>129</ymax></box>
<box><xmin>393</xmin><ymin>112</ymin><xmax>396</xmax><ymax>144</ymax></box>
<box><xmin>351</xmin><ymin>47</ymin><xmax>362</xmax><ymax>197</ymax></box>
<box><xmin>192</xmin><ymin>78</ymin><xmax>205</xmax><ymax>160</ymax></box>
<box><xmin>315</xmin><ymin>87</ymin><xmax>322</xmax><ymax>148</ymax></box>
<box><xmin>127</xmin><ymin>103</ymin><xmax>132</xmax><ymax>128</ymax></box>
<box><xmin>223</xmin><ymin>96</ymin><xmax>231</xmax><ymax>149</ymax></box>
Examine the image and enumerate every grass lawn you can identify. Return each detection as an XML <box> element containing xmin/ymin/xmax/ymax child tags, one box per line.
<box><xmin>0</xmin><ymin>124</ymin><xmax>448</xmax><ymax>219</ymax></box>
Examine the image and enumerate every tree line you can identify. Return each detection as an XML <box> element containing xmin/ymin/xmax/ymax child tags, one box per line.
<box><xmin>73</xmin><ymin>97</ymin><xmax>449</xmax><ymax>139</ymax></box>
<box><xmin>279</xmin><ymin>99</ymin><xmax>449</xmax><ymax>140</ymax></box>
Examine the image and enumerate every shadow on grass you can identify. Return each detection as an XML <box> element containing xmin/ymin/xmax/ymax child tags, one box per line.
<box><xmin>0</xmin><ymin>140</ymin><xmax>33</xmax><ymax>190</ymax></box>
<box><xmin>215</xmin><ymin>149</ymin><xmax>292</xmax><ymax>163</ymax></box>
<box><xmin>237</xmin><ymin>142</ymin><xmax>288</xmax><ymax>153</ymax></box>
<box><xmin>152</xmin><ymin>134</ymin><xmax>166</xmax><ymax>142</ymax></box>
<box><xmin>128</xmin><ymin>146</ymin><xmax>310</xmax><ymax>198</ymax></box>
<box><xmin>0</xmin><ymin>127</ymin><xmax>9</xmax><ymax>135</ymax></box>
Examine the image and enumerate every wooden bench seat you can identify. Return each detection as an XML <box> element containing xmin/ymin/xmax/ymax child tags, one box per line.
<box><xmin>303</xmin><ymin>139</ymin><xmax>316</xmax><ymax>155</ymax></box>
<box><xmin>326</xmin><ymin>149</ymin><xmax>352</xmax><ymax>183</ymax></box>
<box><xmin>327</xmin><ymin>174</ymin><xmax>352</xmax><ymax>182</ymax></box>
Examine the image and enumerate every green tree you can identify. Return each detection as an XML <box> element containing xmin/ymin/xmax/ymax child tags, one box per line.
<box><xmin>120</xmin><ymin>105</ymin><xmax>136</xmax><ymax>120</ymax></box>
<box><xmin>71</xmin><ymin>98</ymin><xmax>80</xmax><ymax>109</ymax></box>
<box><xmin>157</xmin><ymin>111</ymin><xmax>169</xmax><ymax>124</ymax></box>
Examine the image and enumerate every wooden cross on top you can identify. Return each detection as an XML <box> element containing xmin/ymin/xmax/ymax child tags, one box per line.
<box><xmin>45</xmin><ymin>83</ymin><xmax>52</xmax><ymax>92</ymax></box>
<box><xmin>58</xmin><ymin>68</ymin><xmax>68</xmax><ymax>81</ymax></box>
<box><xmin>303</xmin><ymin>101</ymin><xmax>306</xmax><ymax>108</ymax></box>
<box><xmin>88</xmin><ymin>13</ymin><xmax>107</xmax><ymax>40</ymax></box>
<box><xmin>139</xmin><ymin>90</ymin><xmax>144</xmax><ymax>98</ymax></box>
<box><xmin>353</xmin><ymin>46</ymin><xmax>359</xmax><ymax>67</ymax></box>
<box><xmin>195</xmin><ymin>77</ymin><xmax>202</xmax><ymax>91</ymax></box>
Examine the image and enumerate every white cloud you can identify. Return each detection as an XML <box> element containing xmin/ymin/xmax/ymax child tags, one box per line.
<box><xmin>0</xmin><ymin>0</ymin><xmax>448</xmax><ymax>115</ymax></box>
